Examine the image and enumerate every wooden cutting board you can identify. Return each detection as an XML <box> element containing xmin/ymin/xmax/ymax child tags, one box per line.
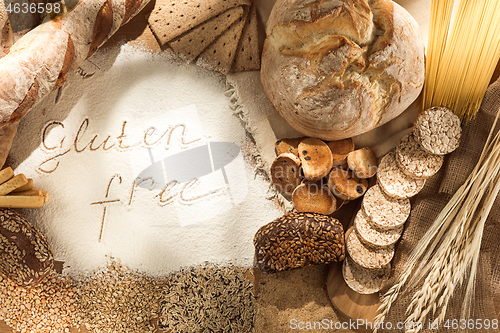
<box><xmin>327</xmin><ymin>227</ymin><xmax>382</xmax><ymax>333</ymax></box>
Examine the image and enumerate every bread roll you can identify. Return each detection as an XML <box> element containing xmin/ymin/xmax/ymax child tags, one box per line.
<box><xmin>261</xmin><ymin>0</ymin><xmax>425</xmax><ymax>140</ymax></box>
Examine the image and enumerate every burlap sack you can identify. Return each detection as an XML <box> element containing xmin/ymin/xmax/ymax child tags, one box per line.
<box><xmin>384</xmin><ymin>78</ymin><xmax>500</xmax><ymax>332</ymax></box>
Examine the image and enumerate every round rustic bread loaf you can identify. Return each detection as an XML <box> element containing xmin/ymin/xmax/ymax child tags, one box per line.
<box><xmin>261</xmin><ymin>0</ymin><xmax>425</xmax><ymax>140</ymax></box>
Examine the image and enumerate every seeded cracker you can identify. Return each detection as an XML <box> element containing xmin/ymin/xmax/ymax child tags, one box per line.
<box><xmin>168</xmin><ymin>6</ymin><xmax>245</xmax><ymax>63</ymax></box>
<box><xmin>346</xmin><ymin>228</ymin><xmax>394</xmax><ymax>270</ymax></box>
<box><xmin>196</xmin><ymin>6</ymin><xmax>248</xmax><ymax>74</ymax></box>
<box><xmin>396</xmin><ymin>132</ymin><xmax>444</xmax><ymax>179</ymax></box>
<box><xmin>147</xmin><ymin>0</ymin><xmax>252</xmax><ymax>45</ymax></box>
<box><xmin>353</xmin><ymin>209</ymin><xmax>403</xmax><ymax>249</ymax></box>
<box><xmin>361</xmin><ymin>184</ymin><xmax>410</xmax><ymax>231</ymax></box>
<box><xmin>231</xmin><ymin>2</ymin><xmax>261</xmax><ymax>72</ymax></box>
<box><xmin>342</xmin><ymin>255</ymin><xmax>390</xmax><ymax>295</ymax></box>
<box><xmin>413</xmin><ymin>106</ymin><xmax>461</xmax><ymax>155</ymax></box>
<box><xmin>377</xmin><ymin>151</ymin><xmax>426</xmax><ymax>199</ymax></box>
<box><xmin>254</xmin><ymin>212</ymin><xmax>345</xmax><ymax>273</ymax></box>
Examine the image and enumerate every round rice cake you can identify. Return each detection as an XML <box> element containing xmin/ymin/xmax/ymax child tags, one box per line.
<box><xmin>346</xmin><ymin>228</ymin><xmax>394</xmax><ymax>270</ymax></box>
<box><xmin>362</xmin><ymin>184</ymin><xmax>410</xmax><ymax>230</ymax></box>
<box><xmin>413</xmin><ymin>106</ymin><xmax>461</xmax><ymax>155</ymax></box>
<box><xmin>377</xmin><ymin>151</ymin><xmax>426</xmax><ymax>199</ymax></box>
<box><xmin>342</xmin><ymin>255</ymin><xmax>390</xmax><ymax>295</ymax></box>
<box><xmin>354</xmin><ymin>209</ymin><xmax>403</xmax><ymax>249</ymax></box>
<box><xmin>396</xmin><ymin>133</ymin><xmax>444</xmax><ymax>179</ymax></box>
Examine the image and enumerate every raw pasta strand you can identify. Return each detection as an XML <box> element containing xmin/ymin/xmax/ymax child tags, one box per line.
<box><xmin>422</xmin><ymin>0</ymin><xmax>454</xmax><ymax>108</ymax></box>
<box><xmin>423</xmin><ymin>0</ymin><xmax>500</xmax><ymax>122</ymax></box>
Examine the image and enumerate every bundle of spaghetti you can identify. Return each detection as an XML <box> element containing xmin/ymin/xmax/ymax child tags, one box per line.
<box><xmin>422</xmin><ymin>0</ymin><xmax>500</xmax><ymax>122</ymax></box>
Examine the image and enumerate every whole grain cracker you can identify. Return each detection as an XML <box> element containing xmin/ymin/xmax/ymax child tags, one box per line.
<box><xmin>396</xmin><ymin>132</ymin><xmax>444</xmax><ymax>179</ymax></box>
<box><xmin>413</xmin><ymin>106</ymin><xmax>461</xmax><ymax>155</ymax></box>
<box><xmin>361</xmin><ymin>184</ymin><xmax>410</xmax><ymax>231</ymax></box>
<box><xmin>346</xmin><ymin>228</ymin><xmax>394</xmax><ymax>270</ymax></box>
<box><xmin>377</xmin><ymin>151</ymin><xmax>426</xmax><ymax>199</ymax></box>
<box><xmin>231</xmin><ymin>2</ymin><xmax>261</xmax><ymax>72</ymax></box>
<box><xmin>147</xmin><ymin>0</ymin><xmax>252</xmax><ymax>45</ymax></box>
<box><xmin>342</xmin><ymin>255</ymin><xmax>390</xmax><ymax>295</ymax></box>
<box><xmin>354</xmin><ymin>209</ymin><xmax>403</xmax><ymax>249</ymax></box>
<box><xmin>196</xmin><ymin>6</ymin><xmax>249</xmax><ymax>74</ymax></box>
<box><xmin>168</xmin><ymin>6</ymin><xmax>244</xmax><ymax>63</ymax></box>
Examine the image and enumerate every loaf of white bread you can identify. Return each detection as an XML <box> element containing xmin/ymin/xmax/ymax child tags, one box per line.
<box><xmin>260</xmin><ymin>0</ymin><xmax>425</xmax><ymax>140</ymax></box>
<box><xmin>0</xmin><ymin>0</ymin><xmax>151</xmax><ymax>168</ymax></box>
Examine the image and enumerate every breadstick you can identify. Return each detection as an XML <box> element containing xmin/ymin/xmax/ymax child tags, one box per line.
<box><xmin>8</xmin><ymin>189</ymin><xmax>43</xmax><ymax>197</ymax></box>
<box><xmin>12</xmin><ymin>178</ymin><xmax>34</xmax><ymax>192</ymax></box>
<box><xmin>0</xmin><ymin>166</ymin><xmax>14</xmax><ymax>184</ymax></box>
<box><xmin>0</xmin><ymin>195</ymin><xmax>45</xmax><ymax>208</ymax></box>
<box><xmin>0</xmin><ymin>173</ymin><xmax>28</xmax><ymax>195</ymax></box>
<box><xmin>41</xmin><ymin>190</ymin><xmax>49</xmax><ymax>203</ymax></box>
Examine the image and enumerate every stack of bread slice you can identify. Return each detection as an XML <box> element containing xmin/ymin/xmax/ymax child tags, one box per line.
<box><xmin>147</xmin><ymin>0</ymin><xmax>261</xmax><ymax>74</ymax></box>
<box><xmin>343</xmin><ymin>107</ymin><xmax>462</xmax><ymax>294</ymax></box>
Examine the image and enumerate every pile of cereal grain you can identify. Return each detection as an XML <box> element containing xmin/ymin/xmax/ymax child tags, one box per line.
<box><xmin>75</xmin><ymin>259</ymin><xmax>161</xmax><ymax>333</ymax></box>
<box><xmin>159</xmin><ymin>263</ymin><xmax>254</xmax><ymax>333</ymax></box>
<box><xmin>0</xmin><ymin>270</ymin><xmax>78</xmax><ymax>333</ymax></box>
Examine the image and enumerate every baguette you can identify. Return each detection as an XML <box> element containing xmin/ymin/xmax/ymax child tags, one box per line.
<box><xmin>0</xmin><ymin>209</ymin><xmax>54</xmax><ymax>287</ymax></box>
<box><xmin>0</xmin><ymin>0</ymin><xmax>151</xmax><ymax>168</ymax></box>
<box><xmin>0</xmin><ymin>0</ymin><xmax>13</xmax><ymax>58</ymax></box>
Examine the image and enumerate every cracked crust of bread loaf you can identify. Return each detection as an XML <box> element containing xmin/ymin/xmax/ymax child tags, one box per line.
<box><xmin>261</xmin><ymin>0</ymin><xmax>425</xmax><ymax>140</ymax></box>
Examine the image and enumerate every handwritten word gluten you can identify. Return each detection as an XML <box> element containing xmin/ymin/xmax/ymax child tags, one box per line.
<box><xmin>92</xmin><ymin>174</ymin><xmax>226</xmax><ymax>242</ymax></box>
<box><xmin>39</xmin><ymin>118</ymin><xmax>202</xmax><ymax>173</ymax></box>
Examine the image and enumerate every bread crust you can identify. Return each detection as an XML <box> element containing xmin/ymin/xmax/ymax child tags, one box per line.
<box><xmin>261</xmin><ymin>0</ymin><xmax>425</xmax><ymax>140</ymax></box>
<box><xmin>0</xmin><ymin>209</ymin><xmax>54</xmax><ymax>287</ymax></box>
<box><xmin>254</xmin><ymin>211</ymin><xmax>345</xmax><ymax>273</ymax></box>
<box><xmin>0</xmin><ymin>0</ymin><xmax>150</xmax><ymax>168</ymax></box>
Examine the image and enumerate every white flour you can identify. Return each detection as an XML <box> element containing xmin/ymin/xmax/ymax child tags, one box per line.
<box><xmin>9</xmin><ymin>44</ymin><xmax>283</xmax><ymax>277</ymax></box>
